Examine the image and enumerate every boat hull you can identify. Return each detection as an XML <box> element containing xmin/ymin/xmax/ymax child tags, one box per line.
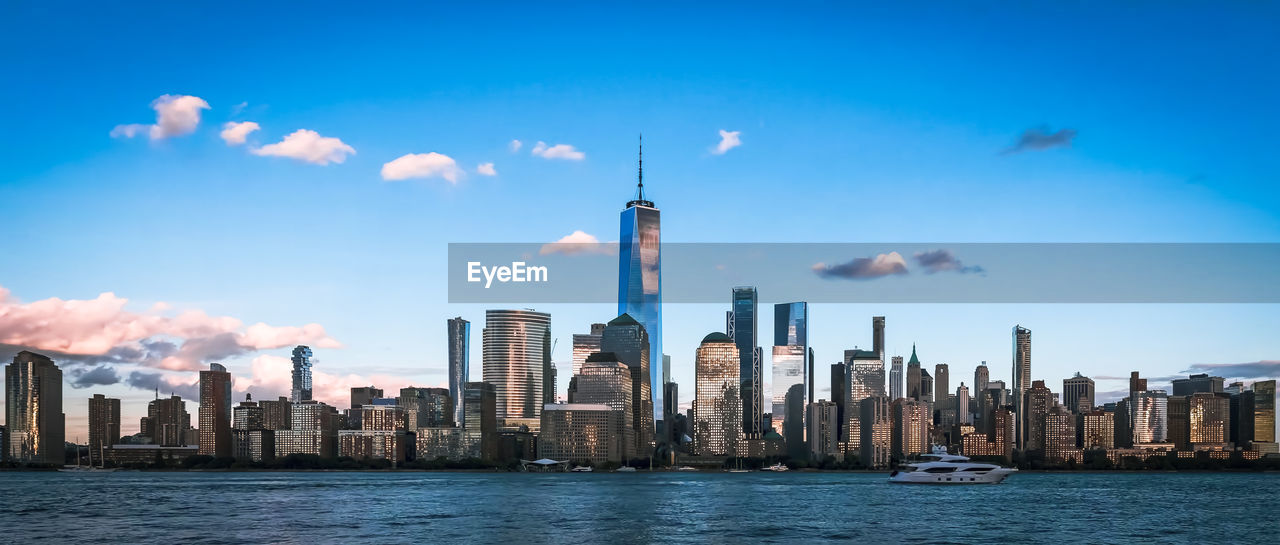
<box><xmin>888</xmin><ymin>468</ymin><xmax>1016</xmax><ymax>484</ymax></box>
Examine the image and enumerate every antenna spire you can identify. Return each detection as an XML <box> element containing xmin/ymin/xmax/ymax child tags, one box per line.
<box><xmin>637</xmin><ymin>133</ymin><xmax>644</xmax><ymax>199</ymax></box>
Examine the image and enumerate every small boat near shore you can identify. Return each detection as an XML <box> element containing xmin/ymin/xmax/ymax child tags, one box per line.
<box><xmin>762</xmin><ymin>463</ymin><xmax>789</xmax><ymax>472</ymax></box>
<box><xmin>571</xmin><ymin>466</ymin><xmax>594</xmax><ymax>472</ymax></box>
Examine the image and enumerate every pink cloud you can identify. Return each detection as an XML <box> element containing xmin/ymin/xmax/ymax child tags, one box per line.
<box><xmin>238</xmin><ymin>355</ymin><xmax>418</xmax><ymax>409</ymax></box>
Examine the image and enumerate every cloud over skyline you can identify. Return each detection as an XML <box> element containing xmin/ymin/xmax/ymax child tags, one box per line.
<box><xmin>1003</xmin><ymin>126</ymin><xmax>1077</xmax><ymax>154</ymax></box>
<box><xmin>713</xmin><ymin>129</ymin><xmax>741</xmax><ymax>154</ymax></box>
<box><xmin>252</xmin><ymin>129</ymin><xmax>355</xmax><ymax>165</ymax></box>
<box><xmin>476</xmin><ymin>162</ymin><xmax>497</xmax><ymax>176</ymax></box>
<box><xmin>813</xmin><ymin>252</ymin><xmax>909</xmax><ymax>280</ymax></box>
<box><xmin>111</xmin><ymin>94</ymin><xmax>210</xmax><ymax>140</ymax></box>
<box><xmin>539</xmin><ymin>230</ymin><xmax>615</xmax><ymax>256</ymax></box>
<box><xmin>220</xmin><ymin>121</ymin><xmax>260</xmax><ymax>146</ymax></box>
<box><xmin>531</xmin><ymin>141</ymin><xmax>585</xmax><ymax>160</ymax></box>
<box><xmin>380</xmin><ymin>152</ymin><xmax>464</xmax><ymax>182</ymax></box>
<box><xmin>914</xmin><ymin>249</ymin><xmax>984</xmax><ymax>274</ymax></box>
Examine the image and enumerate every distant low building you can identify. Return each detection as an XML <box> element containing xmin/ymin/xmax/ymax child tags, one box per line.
<box><xmin>104</xmin><ymin>444</ymin><xmax>198</xmax><ymax>466</ymax></box>
<box><xmin>538</xmin><ymin>403</ymin><xmax>620</xmax><ymax>464</ymax></box>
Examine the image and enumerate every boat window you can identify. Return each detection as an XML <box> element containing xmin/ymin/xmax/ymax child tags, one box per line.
<box><xmin>959</xmin><ymin>467</ymin><xmax>991</xmax><ymax>472</ymax></box>
<box><xmin>923</xmin><ymin>467</ymin><xmax>956</xmax><ymax>473</ymax></box>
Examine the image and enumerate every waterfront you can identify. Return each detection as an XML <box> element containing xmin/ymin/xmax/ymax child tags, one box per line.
<box><xmin>4</xmin><ymin>472</ymin><xmax>1276</xmax><ymax>543</ymax></box>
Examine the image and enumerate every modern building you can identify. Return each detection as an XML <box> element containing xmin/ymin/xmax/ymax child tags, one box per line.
<box><xmin>539</xmin><ymin>403</ymin><xmax>622</xmax><ymax>464</ymax></box>
<box><xmin>482</xmin><ymin>309</ymin><xmax>552</xmax><ymax>424</ymax></box>
<box><xmin>729</xmin><ymin>286</ymin><xmax>762</xmax><ymax>437</ymax></box>
<box><xmin>806</xmin><ymin>400</ymin><xmax>840</xmax><ymax>460</ymax></box>
<box><xmin>1167</xmin><ymin>395</ymin><xmax>1190</xmax><ymax>450</ymax></box>
<box><xmin>617</xmin><ymin>149</ymin><xmax>663</xmax><ymax>426</ymax></box>
<box><xmin>1132</xmin><ymin>390</ymin><xmax>1169</xmax><ymax>446</ymax></box>
<box><xmin>198</xmin><ymin>363</ymin><xmax>232</xmax><ymax>458</ymax></box>
<box><xmin>1252</xmin><ymin>380</ymin><xmax>1277</xmax><ymax>447</ymax></box>
<box><xmin>831</xmin><ymin>363</ymin><xmax>846</xmax><ymax>441</ymax></box>
<box><xmin>891</xmin><ymin>398</ymin><xmax>930</xmax><ymax>460</ymax></box>
<box><xmin>783</xmin><ymin>383</ymin><xmax>806</xmax><ymax>460</ymax></box>
<box><xmin>575</xmin><ymin>354</ymin><xmax>635</xmax><ymax>460</ymax></box>
<box><xmin>350</xmin><ymin>386</ymin><xmax>383</xmax><ymax>410</ymax></box>
<box><xmin>1188</xmin><ymin>392</ymin><xmax>1231</xmax><ymax>449</ymax></box>
<box><xmin>290</xmin><ymin>345</ymin><xmax>313</xmax><ymax>403</ymax></box>
<box><xmin>260</xmin><ymin>396</ymin><xmax>291</xmax><ymax>431</ymax></box>
<box><xmin>845</xmin><ymin>349</ymin><xmax>884</xmax><ymax>451</ymax></box>
<box><xmin>693</xmin><ymin>332</ymin><xmax>742</xmax><ymax>456</ymax></box>
<box><xmin>275</xmin><ymin>401</ymin><xmax>338</xmax><ymax>458</ymax></box>
<box><xmin>147</xmin><ymin>395</ymin><xmax>193</xmax><ymax>446</ymax></box>
<box><xmin>956</xmin><ymin>383</ymin><xmax>971</xmax><ymax>425</ymax></box>
<box><xmin>871</xmin><ymin>316</ymin><xmax>885</xmax><ymax>363</ymax></box>
<box><xmin>1172</xmin><ymin>373</ymin><xmax>1225</xmax><ymax>396</ymax></box>
<box><xmin>1021</xmin><ymin>380</ymin><xmax>1053</xmax><ymax>451</ymax></box>
<box><xmin>447</xmin><ymin>317</ymin><xmax>470</xmax><ymax>427</ymax></box>
<box><xmin>859</xmin><ymin>395</ymin><xmax>892</xmax><ymax>469</ymax></box>
<box><xmin>88</xmin><ymin>394</ymin><xmax>121</xmax><ymax>466</ymax></box>
<box><xmin>772</xmin><ymin>302</ymin><xmax>809</xmax><ymax>438</ymax></box>
<box><xmin>5</xmin><ymin>351</ymin><xmax>64</xmax><ymax>464</ymax></box>
<box><xmin>463</xmin><ymin>381</ymin><xmax>498</xmax><ymax>460</ymax></box>
<box><xmin>1044</xmin><ymin>407</ymin><xmax>1081</xmax><ymax>463</ymax></box>
<box><xmin>934</xmin><ymin>363</ymin><xmax>950</xmax><ymax>411</ymax></box>
<box><xmin>889</xmin><ymin>356</ymin><xmax>904</xmax><ymax>401</ymax></box>
<box><xmin>1082</xmin><ymin>410</ymin><xmax>1115</xmax><ymax>449</ymax></box>
<box><xmin>1012</xmin><ymin>325</ymin><xmax>1032</xmax><ymax>443</ymax></box>
<box><xmin>571</xmin><ymin>323</ymin><xmax>607</xmax><ymax>376</ymax></box>
<box><xmin>398</xmin><ymin>387</ymin><xmax>452</xmax><ymax>429</ymax></box>
<box><xmin>1063</xmin><ymin>373</ymin><xmax>1096</xmax><ymax>413</ymax></box>
<box><xmin>599</xmin><ymin>313</ymin><xmax>653</xmax><ymax>454</ymax></box>
<box><xmin>232</xmin><ymin>393</ymin><xmax>273</xmax><ymax>462</ymax></box>
<box><xmin>906</xmin><ymin>346</ymin><xmax>922</xmax><ymax>401</ymax></box>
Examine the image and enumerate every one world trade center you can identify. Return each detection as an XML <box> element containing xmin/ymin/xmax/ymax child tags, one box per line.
<box><xmin>618</xmin><ymin>138</ymin><xmax>663</xmax><ymax>427</ymax></box>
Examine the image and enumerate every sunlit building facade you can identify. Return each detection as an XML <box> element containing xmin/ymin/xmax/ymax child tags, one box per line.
<box><xmin>845</xmin><ymin>349</ymin><xmax>884</xmax><ymax>450</ymax></box>
<box><xmin>291</xmin><ymin>345</ymin><xmax>313</xmax><ymax>403</ymax></box>
<box><xmin>482</xmin><ymin>309</ymin><xmax>552</xmax><ymax>423</ymax></box>
<box><xmin>447</xmin><ymin>317</ymin><xmax>470</xmax><ymax>427</ymax></box>
<box><xmin>575</xmin><ymin>355</ymin><xmax>635</xmax><ymax>460</ymax></box>
<box><xmin>275</xmin><ymin>401</ymin><xmax>337</xmax><ymax>458</ymax></box>
<box><xmin>539</xmin><ymin>403</ymin><xmax>621</xmax><ymax>464</ymax></box>
<box><xmin>1132</xmin><ymin>390</ymin><xmax>1169</xmax><ymax>446</ymax></box>
<box><xmin>599</xmin><ymin>314</ymin><xmax>653</xmax><ymax>454</ymax></box>
<box><xmin>571</xmin><ymin>323</ymin><xmax>606</xmax><ymax>376</ymax></box>
<box><xmin>891</xmin><ymin>398</ymin><xmax>929</xmax><ymax>460</ymax></box>
<box><xmin>5</xmin><ymin>351</ymin><xmax>64</xmax><ymax>464</ymax></box>
<box><xmin>618</xmin><ymin>163</ymin><xmax>663</xmax><ymax>426</ymax></box>
<box><xmin>1082</xmin><ymin>410</ymin><xmax>1115</xmax><ymax>449</ymax></box>
<box><xmin>198</xmin><ymin>363</ymin><xmax>232</xmax><ymax>458</ymax></box>
<box><xmin>1044</xmin><ymin>407</ymin><xmax>1081</xmax><ymax>462</ymax></box>
<box><xmin>693</xmin><ymin>332</ymin><xmax>741</xmax><ymax>456</ymax></box>
<box><xmin>772</xmin><ymin>302</ymin><xmax>808</xmax><ymax>437</ymax></box>
<box><xmin>806</xmin><ymin>400</ymin><xmax>840</xmax><ymax>460</ymax></box>
<box><xmin>1188</xmin><ymin>392</ymin><xmax>1231</xmax><ymax>449</ymax></box>
<box><xmin>859</xmin><ymin>395</ymin><xmax>892</xmax><ymax>469</ymax></box>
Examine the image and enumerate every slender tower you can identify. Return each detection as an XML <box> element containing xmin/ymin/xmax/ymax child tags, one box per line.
<box><xmin>618</xmin><ymin>135</ymin><xmax>663</xmax><ymax>426</ymax></box>
<box><xmin>290</xmin><ymin>345</ymin><xmax>313</xmax><ymax>403</ymax></box>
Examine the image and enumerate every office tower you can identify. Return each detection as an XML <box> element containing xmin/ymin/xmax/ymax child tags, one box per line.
<box><xmin>1188</xmin><ymin>392</ymin><xmax>1231</xmax><ymax>449</ymax></box>
<box><xmin>447</xmin><ymin>317</ymin><xmax>470</xmax><ymax>427</ymax></box>
<box><xmin>147</xmin><ymin>395</ymin><xmax>193</xmax><ymax>446</ymax></box>
<box><xmin>845</xmin><ymin>349</ymin><xmax>884</xmax><ymax>449</ymax></box>
<box><xmin>956</xmin><ymin>383</ymin><xmax>971</xmax><ymax>425</ymax></box>
<box><xmin>1129</xmin><ymin>372</ymin><xmax>1147</xmax><ymax>396</ymax></box>
<box><xmin>1253</xmin><ymin>380</ymin><xmax>1276</xmax><ymax>446</ymax></box>
<box><xmin>663</xmin><ymin>381</ymin><xmax>680</xmax><ymax>445</ymax></box>
<box><xmin>5</xmin><ymin>351</ymin><xmax>64</xmax><ymax>464</ymax></box>
<box><xmin>773</xmin><ymin>302</ymin><xmax>809</xmax><ymax>438</ymax></box>
<box><xmin>806</xmin><ymin>400</ymin><xmax>840</xmax><ymax>460</ymax></box>
<box><xmin>290</xmin><ymin>345</ymin><xmax>313</xmax><ymax>403</ymax></box>
<box><xmin>198</xmin><ymin>363</ymin><xmax>233</xmax><ymax>457</ymax></box>
<box><xmin>974</xmin><ymin>362</ymin><xmax>989</xmax><ymax>393</ymax></box>
<box><xmin>463</xmin><ymin>381</ymin><xmax>498</xmax><ymax>460</ymax></box>
<box><xmin>1114</xmin><ymin>398</ymin><xmax>1133</xmax><ymax>448</ymax></box>
<box><xmin>233</xmin><ymin>394</ymin><xmax>264</xmax><ymax>430</ymax></box>
<box><xmin>88</xmin><ymin>394</ymin><xmax>121</xmax><ymax>466</ymax></box>
<box><xmin>784</xmin><ymin>383</ymin><xmax>806</xmax><ymax>459</ymax></box>
<box><xmin>1022</xmin><ymin>380</ymin><xmax>1053</xmax><ymax>451</ymax></box>
<box><xmin>339</xmin><ymin>404</ymin><xmax>409</xmax><ymax>461</ymax></box>
<box><xmin>617</xmin><ymin>142</ymin><xmax>663</xmax><ymax>426</ymax></box>
<box><xmin>398</xmin><ymin>387</ymin><xmax>453</xmax><ymax>429</ymax></box>
<box><xmin>808</xmin><ymin>348</ymin><xmax>816</xmax><ymax>409</ymax></box>
<box><xmin>232</xmin><ymin>394</ymin><xmax>273</xmax><ymax>462</ymax></box>
<box><xmin>350</xmin><ymin>386</ymin><xmax>383</xmax><ymax>409</ymax></box>
<box><xmin>934</xmin><ymin>364</ymin><xmax>950</xmax><ymax>410</ymax></box>
<box><xmin>906</xmin><ymin>346</ymin><xmax>922</xmax><ymax>400</ymax></box>
<box><xmin>963</xmin><ymin>407</ymin><xmax>1014</xmax><ymax>460</ymax></box>
<box><xmin>1167</xmin><ymin>396</ymin><xmax>1190</xmax><ymax>450</ymax></box>
<box><xmin>830</xmin><ymin>363</ymin><xmax>847</xmax><ymax>441</ymax></box>
<box><xmin>1043</xmin><ymin>406</ymin><xmax>1078</xmax><ymax>462</ymax></box>
<box><xmin>1172</xmin><ymin>373</ymin><xmax>1225</xmax><ymax>396</ymax></box>
<box><xmin>859</xmin><ymin>395</ymin><xmax>892</xmax><ymax>469</ymax></box>
<box><xmin>889</xmin><ymin>356</ymin><xmax>904</xmax><ymax>401</ymax></box>
<box><xmin>539</xmin><ymin>404</ymin><xmax>622</xmax><ymax>464</ymax></box>
<box><xmin>1012</xmin><ymin>325</ymin><xmax>1032</xmax><ymax>413</ymax></box>
<box><xmin>571</xmin><ymin>323</ymin><xmax>606</xmax><ymax>376</ymax></box>
<box><xmin>891</xmin><ymin>398</ymin><xmax>930</xmax><ymax>459</ymax></box>
<box><xmin>260</xmin><ymin>396</ymin><xmax>291</xmax><ymax>430</ymax></box>
<box><xmin>482</xmin><ymin>309</ymin><xmax>552</xmax><ymax>424</ymax></box>
<box><xmin>871</xmin><ymin>316</ymin><xmax>886</xmax><ymax>361</ymax></box>
<box><xmin>599</xmin><ymin>314</ymin><xmax>654</xmax><ymax>454</ymax></box>
<box><xmin>729</xmin><ymin>286</ymin><xmax>762</xmax><ymax>437</ymax></box>
<box><xmin>1063</xmin><ymin>373</ymin><xmax>1096</xmax><ymax>413</ymax></box>
<box><xmin>1082</xmin><ymin>410</ymin><xmax>1115</xmax><ymax>449</ymax></box>
<box><xmin>693</xmin><ymin>332</ymin><xmax>742</xmax><ymax>456</ymax></box>
<box><xmin>920</xmin><ymin>369</ymin><xmax>934</xmax><ymax>404</ymax></box>
<box><xmin>575</xmin><ymin>354</ymin><xmax>636</xmax><ymax>460</ymax></box>
<box><xmin>1132</xmin><ymin>390</ymin><xmax>1169</xmax><ymax>445</ymax></box>
<box><xmin>276</xmin><ymin>401</ymin><xmax>338</xmax><ymax>458</ymax></box>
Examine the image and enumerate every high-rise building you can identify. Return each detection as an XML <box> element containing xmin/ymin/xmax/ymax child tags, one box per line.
<box><xmin>956</xmin><ymin>383</ymin><xmax>971</xmax><ymax>425</ymax></box>
<box><xmin>1044</xmin><ymin>406</ymin><xmax>1079</xmax><ymax>462</ymax></box>
<box><xmin>729</xmin><ymin>286</ymin><xmax>762</xmax><ymax>437</ymax></box>
<box><xmin>906</xmin><ymin>345</ymin><xmax>922</xmax><ymax>401</ymax></box>
<box><xmin>806</xmin><ymin>400</ymin><xmax>840</xmax><ymax>459</ymax></box>
<box><xmin>934</xmin><ymin>364</ymin><xmax>950</xmax><ymax>411</ymax></box>
<box><xmin>88</xmin><ymin>394</ymin><xmax>120</xmax><ymax>466</ymax></box>
<box><xmin>783</xmin><ymin>383</ymin><xmax>806</xmax><ymax>460</ymax></box>
<box><xmin>260</xmin><ymin>396</ymin><xmax>291</xmax><ymax>431</ymax></box>
<box><xmin>830</xmin><ymin>363</ymin><xmax>846</xmax><ymax>441</ymax></box>
<box><xmin>599</xmin><ymin>313</ymin><xmax>654</xmax><ymax>454</ymax></box>
<box><xmin>571</xmin><ymin>323</ymin><xmax>606</xmax><ymax>376</ymax></box>
<box><xmin>398</xmin><ymin>387</ymin><xmax>453</xmax><ymax>429</ymax></box>
<box><xmin>462</xmin><ymin>382</ymin><xmax>498</xmax><ymax>460</ymax></box>
<box><xmin>963</xmin><ymin>407</ymin><xmax>1014</xmax><ymax>461</ymax></box>
<box><xmin>891</xmin><ymin>398</ymin><xmax>930</xmax><ymax>460</ymax></box>
<box><xmin>1021</xmin><ymin>380</ymin><xmax>1053</xmax><ymax>451</ymax></box>
<box><xmin>1063</xmin><ymin>373</ymin><xmax>1095</xmax><ymax>413</ymax></box>
<box><xmin>1252</xmin><ymin>380</ymin><xmax>1276</xmax><ymax>446</ymax></box>
<box><xmin>1011</xmin><ymin>325</ymin><xmax>1032</xmax><ymax>420</ymax></box>
<box><xmin>1082</xmin><ymin>410</ymin><xmax>1115</xmax><ymax>449</ymax></box>
<box><xmin>198</xmin><ymin>363</ymin><xmax>232</xmax><ymax>457</ymax></box>
<box><xmin>447</xmin><ymin>317</ymin><xmax>470</xmax><ymax>427</ymax></box>
<box><xmin>350</xmin><ymin>386</ymin><xmax>383</xmax><ymax>409</ymax></box>
<box><xmin>617</xmin><ymin>144</ymin><xmax>663</xmax><ymax>426</ymax></box>
<box><xmin>860</xmin><ymin>395</ymin><xmax>892</xmax><ymax>469</ymax></box>
<box><xmin>147</xmin><ymin>395</ymin><xmax>193</xmax><ymax>446</ymax></box>
<box><xmin>575</xmin><ymin>354</ymin><xmax>635</xmax><ymax>460</ymax></box>
<box><xmin>232</xmin><ymin>394</ymin><xmax>274</xmax><ymax>462</ymax></box>
<box><xmin>1188</xmin><ymin>392</ymin><xmax>1231</xmax><ymax>449</ymax></box>
<box><xmin>772</xmin><ymin>302</ymin><xmax>809</xmax><ymax>437</ymax></box>
<box><xmin>1132</xmin><ymin>390</ymin><xmax>1169</xmax><ymax>445</ymax></box>
<box><xmin>275</xmin><ymin>401</ymin><xmax>338</xmax><ymax>458</ymax></box>
<box><xmin>1129</xmin><ymin>372</ymin><xmax>1147</xmax><ymax>397</ymax></box>
<box><xmin>290</xmin><ymin>345</ymin><xmax>313</xmax><ymax>403</ymax></box>
<box><xmin>974</xmin><ymin>362</ymin><xmax>989</xmax><ymax>393</ymax></box>
<box><xmin>889</xmin><ymin>356</ymin><xmax>904</xmax><ymax>401</ymax></box>
<box><xmin>1167</xmin><ymin>395</ymin><xmax>1190</xmax><ymax>450</ymax></box>
<box><xmin>482</xmin><ymin>309</ymin><xmax>552</xmax><ymax>424</ymax></box>
<box><xmin>233</xmin><ymin>394</ymin><xmax>264</xmax><ymax>430</ymax></box>
<box><xmin>845</xmin><ymin>349</ymin><xmax>884</xmax><ymax>450</ymax></box>
<box><xmin>870</xmin><ymin>316</ymin><xmax>886</xmax><ymax>362</ymax></box>
<box><xmin>920</xmin><ymin>369</ymin><xmax>934</xmax><ymax>404</ymax></box>
<box><xmin>693</xmin><ymin>332</ymin><xmax>741</xmax><ymax>456</ymax></box>
<box><xmin>5</xmin><ymin>351</ymin><xmax>64</xmax><ymax>464</ymax></box>
<box><xmin>539</xmin><ymin>404</ymin><xmax>622</xmax><ymax>464</ymax></box>
<box><xmin>1114</xmin><ymin>398</ymin><xmax>1133</xmax><ymax>448</ymax></box>
<box><xmin>1172</xmin><ymin>373</ymin><xmax>1225</xmax><ymax>396</ymax></box>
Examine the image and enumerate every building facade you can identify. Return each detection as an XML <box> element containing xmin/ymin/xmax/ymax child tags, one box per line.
<box><xmin>482</xmin><ymin>309</ymin><xmax>552</xmax><ymax>424</ymax></box>
<box><xmin>599</xmin><ymin>314</ymin><xmax>653</xmax><ymax>454</ymax></box>
<box><xmin>806</xmin><ymin>400</ymin><xmax>840</xmax><ymax>460</ymax></box>
<box><xmin>730</xmin><ymin>287</ymin><xmax>762</xmax><ymax>437</ymax></box>
<box><xmin>693</xmin><ymin>332</ymin><xmax>741</xmax><ymax>456</ymax></box>
<box><xmin>538</xmin><ymin>403</ymin><xmax>621</xmax><ymax>464</ymax></box>
<box><xmin>5</xmin><ymin>351</ymin><xmax>64</xmax><ymax>464</ymax></box>
<box><xmin>290</xmin><ymin>345</ymin><xmax>313</xmax><ymax>403</ymax></box>
<box><xmin>859</xmin><ymin>395</ymin><xmax>892</xmax><ymax>469</ymax></box>
<box><xmin>447</xmin><ymin>317</ymin><xmax>470</xmax><ymax>427</ymax></box>
<box><xmin>1063</xmin><ymin>373</ymin><xmax>1095</xmax><ymax>413</ymax></box>
<box><xmin>772</xmin><ymin>302</ymin><xmax>809</xmax><ymax>437</ymax></box>
<box><xmin>88</xmin><ymin>394</ymin><xmax>121</xmax><ymax>466</ymax></box>
<box><xmin>575</xmin><ymin>355</ymin><xmax>635</xmax><ymax>460</ymax></box>
<box><xmin>198</xmin><ymin>363</ymin><xmax>233</xmax><ymax>457</ymax></box>
<box><xmin>617</xmin><ymin>163</ymin><xmax>663</xmax><ymax>426</ymax></box>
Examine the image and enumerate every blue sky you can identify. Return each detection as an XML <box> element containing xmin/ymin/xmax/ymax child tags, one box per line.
<box><xmin>1</xmin><ymin>3</ymin><xmax>1278</xmax><ymax>439</ymax></box>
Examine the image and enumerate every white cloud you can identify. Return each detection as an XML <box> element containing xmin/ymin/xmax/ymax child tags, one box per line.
<box><xmin>713</xmin><ymin>129</ymin><xmax>742</xmax><ymax>154</ymax></box>
<box><xmin>251</xmin><ymin>129</ymin><xmax>356</xmax><ymax>165</ymax></box>
<box><xmin>476</xmin><ymin>162</ymin><xmax>497</xmax><ymax>176</ymax></box>
<box><xmin>531</xmin><ymin>141</ymin><xmax>585</xmax><ymax>160</ymax></box>
<box><xmin>111</xmin><ymin>94</ymin><xmax>210</xmax><ymax>140</ymax></box>
<box><xmin>220</xmin><ymin>121</ymin><xmax>260</xmax><ymax>146</ymax></box>
<box><xmin>539</xmin><ymin>230</ymin><xmax>616</xmax><ymax>256</ymax></box>
<box><xmin>509</xmin><ymin>139</ymin><xmax>523</xmax><ymax>152</ymax></box>
<box><xmin>230</xmin><ymin>101</ymin><xmax>248</xmax><ymax>116</ymax></box>
<box><xmin>380</xmin><ymin>152</ymin><xmax>464</xmax><ymax>183</ymax></box>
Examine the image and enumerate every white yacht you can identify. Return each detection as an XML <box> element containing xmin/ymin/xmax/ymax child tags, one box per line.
<box><xmin>571</xmin><ymin>465</ymin><xmax>594</xmax><ymax>472</ymax></box>
<box><xmin>889</xmin><ymin>448</ymin><xmax>1016</xmax><ymax>484</ymax></box>
<box><xmin>762</xmin><ymin>463</ymin><xmax>789</xmax><ymax>472</ymax></box>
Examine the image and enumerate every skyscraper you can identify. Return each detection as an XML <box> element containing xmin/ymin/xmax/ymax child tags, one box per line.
<box><xmin>906</xmin><ymin>345</ymin><xmax>922</xmax><ymax>401</ymax></box>
<box><xmin>920</xmin><ymin>368</ymin><xmax>934</xmax><ymax>404</ymax></box>
<box><xmin>1022</xmin><ymin>380</ymin><xmax>1053</xmax><ymax>451</ymax></box>
<box><xmin>891</xmin><ymin>398</ymin><xmax>930</xmax><ymax>459</ymax></box>
<box><xmin>729</xmin><ymin>286</ymin><xmax>762</xmax><ymax>437</ymax></box>
<box><xmin>845</xmin><ymin>349</ymin><xmax>884</xmax><ymax>450</ymax></box>
<box><xmin>599</xmin><ymin>313</ymin><xmax>654</xmax><ymax>454</ymax></box>
<box><xmin>575</xmin><ymin>354</ymin><xmax>635</xmax><ymax>459</ymax></box>
<box><xmin>871</xmin><ymin>316</ymin><xmax>885</xmax><ymax>363</ymax></box>
<box><xmin>1012</xmin><ymin>325</ymin><xmax>1032</xmax><ymax>412</ymax></box>
<box><xmin>772</xmin><ymin>302</ymin><xmax>808</xmax><ymax>437</ymax></box>
<box><xmin>350</xmin><ymin>387</ymin><xmax>383</xmax><ymax>409</ymax></box>
<box><xmin>1063</xmin><ymin>373</ymin><xmax>1096</xmax><ymax>413</ymax></box>
<box><xmin>88</xmin><ymin>394</ymin><xmax>120</xmax><ymax>466</ymax></box>
<box><xmin>974</xmin><ymin>362</ymin><xmax>989</xmax><ymax>393</ymax></box>
<box><xmin>5</xmin><ymin>351</ymin><xmax>64</xmax><ymax>464</ymax></box>
<box><xmin>934</xmin><ymin>363</ymin><xmax>950</xmax><ymax>411</ymax></box>
<box><xmin>1132</xmin><ymin>390</ymin><xmax>1169</xmax><ymax>445</ymax></box>
<box><xmin>889</xmin><ymin>356</ymin><xmax>904</xmax><ymax>401</ymax></box>
<box><xmin>290</xmin><ymin>345</ymin><xmax>313</xmax><ymax>403</ymax></box>
<box><xmin>1172</xmin><ymin>373</ymin><xmax>1225</xmax><ymax>396</ymax></box>
<box><xmin>831</xmin><ymin>362</ymin><xmax>846</xmax><ymax>441</ymax></box>
<box><xmin>571</xmin><ymin>323</ymin><xmax>606</xmax><ymax>376</ymax></box>
<box><xmin>447</xmin><ymin>317</ymin><xmax>470</xmax><ymax>427</ymax></box>
<box><xmin>482</xmin><ymin>309</ymin><xmax>552</xmax><ymax>425</ymax></box>
<box><xmin>198</xmin><ymin>363</ymin><xmax>232</xmax><ymax>457</ymax></box>
<box><xmin>1252</xmin><ymin>380</ymin><xmax>1276</xmax><ymax>446</ymax></box>
<box><xmin>806</xmin><ymin>400</ymin><xmax>840</xmax><ymax>459</ymax></box>
<box><xmin>693</xmin><ymin>332</ymin><xmax>741</xmax><ymax>456</ymax></box>
<box><xmin>148</xmin><ymin>395</ymin><xmax>193</xmax><ymax>446</ymax></box>
<box><xmin>956</xmin><ymin>383</ymin><xmax>971</xmax><ymax>425</ymax></box>
<box><xmin>618</xmin><ymin>140</ymin><xmax>663</xmax><ymax>425</ymax></box>
<box><xmin>860</xmin><ymin>395</ymin><xmax>893</xmax><ymax>469</ymax></box>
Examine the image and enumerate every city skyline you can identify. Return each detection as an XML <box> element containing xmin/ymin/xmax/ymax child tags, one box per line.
<box><xmin>1</xmin><ymin>3</ymin><xmax>1278</xmax><ymax>445</ymax></box>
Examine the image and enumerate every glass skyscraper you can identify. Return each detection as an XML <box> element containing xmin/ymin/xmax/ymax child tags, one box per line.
<box><xmin>599</xmin><ymin>314</ymin><xmax>654</xmax><ymax>455</ymax></box>
<box><xmin>6</xmin><ymin>351</ymin><xmax>64</xmax><ymax>464</ymax></box>
<box><xmin>618</xmin><ymin>144</ymin><xmax>663</xmax><ymax>425</ymax></box>
<box><xmin>447</xmin><ymin>317</ymin><xmax>470</xmax><ymax>427</ymax></box>
<box><xmin>290</xmin><ymin>345</ymin><xmax>313</xmax><ymax>403</ymax></box>
<box><xmin>730</xmin><ymin>286</ymin><xmax>761</xmax><ymax>436</ymax></box>
<box><xmin>481</xmin><ymin>309</ymin><xmax>552</xmax><ymax>424</ymax></box>
<box><xmin>772</xmin><ymin>302</ymin><xmax>808</xmax><ymax>436</ymax></box>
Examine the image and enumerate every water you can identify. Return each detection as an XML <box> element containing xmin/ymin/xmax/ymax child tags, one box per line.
<box><xmin>3</xmin><ymin>471</ymin><xmax>1275</xmax><ymax>543</ymax></box>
